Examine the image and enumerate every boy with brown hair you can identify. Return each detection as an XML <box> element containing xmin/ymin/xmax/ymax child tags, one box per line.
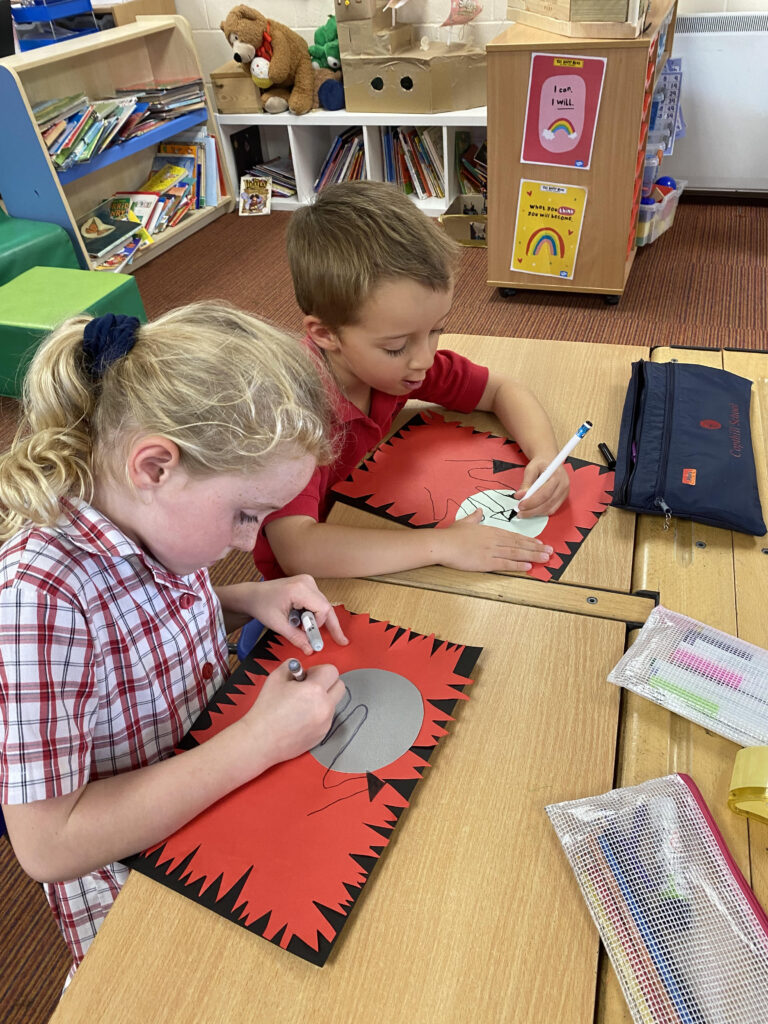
<box><xmin>253</xmin><ymin>181</ymin><xmax>569</xmax><ymax>581</ymax></box>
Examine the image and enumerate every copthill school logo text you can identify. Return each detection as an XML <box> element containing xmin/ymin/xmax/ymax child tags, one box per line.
<box><xmin>700</xmin><ymin>405</ymin><xmax>743</xmax><ymax>457</ymax></box>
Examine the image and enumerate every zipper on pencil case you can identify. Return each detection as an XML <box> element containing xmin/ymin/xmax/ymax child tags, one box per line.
<box><xmin>617</xmin><ymin>362</ymin><xmax>646</xmax><ymax>505</ymax></box>
<box><xmin>654</xmin><ymin>361</ymin><xmax>675</xmax><ymax>530</ymax></box>
<box><xmin>678</xmin><ymin>773</ymin><xmax>768</xmax><ymax>942</ymax></box>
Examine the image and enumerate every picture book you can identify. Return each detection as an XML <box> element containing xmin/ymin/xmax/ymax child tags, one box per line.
<box><xmin>239</xmin><ymin>175</ymin><xmax>271</xmax><ymax>215</ymax></box>
<box><xmin>77</xmin><ymin>200</ymin><xmax>139</xmax><ymax>260</ymax></box>
<box><xmin>139</xmin><ymin>162</ymin><xmax>189</xmax><ymax>195</ymax></box>
<box><xmin>123</xmin><ymin>606</ymin><xmax>481</xmax><ymax>966</ymax></box>
<box><xmin>109</xmin><ymin>191</ymin><xmax>159</xmax><ymax>228</ymax></box>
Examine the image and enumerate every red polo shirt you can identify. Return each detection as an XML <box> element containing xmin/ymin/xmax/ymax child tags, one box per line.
<box><xmin>253</xmin><ymin>348</ymin><xmax>489</xmax><ymax>579</ymax></box>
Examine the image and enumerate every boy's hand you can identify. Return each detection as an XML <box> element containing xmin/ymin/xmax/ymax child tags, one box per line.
<box><xmin>435</xmin><ymin>509</ymin><xmax>553</xmax><ymax>573</ymax></box>
<box><xmin>247</xmin><ymin>575</ymin><xmax>349</xmax><ymax>655</ymax></box>
<box><xmin>242</xmin><ymin>659</ymin><xmax>345</xmax><ymax>768</ymax></box>
<box><xmin>516</xmin><ymin>460</ymin><xmax>570</xmax><ymax>517</ymax></box>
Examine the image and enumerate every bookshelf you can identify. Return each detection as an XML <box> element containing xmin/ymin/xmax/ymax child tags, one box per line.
<box><xmin>0</xmin><ymin>15</ymin><xmax>234</xmax><ymax>271</ymax></box>
<box><xmin>486</xmin><ymin>0</ymin><xmax>677</xmax><ymax>301</ymax></box>
<box><xmin>216</xmin><ymin>108</ymin><xmax>487</xmax><ymax>216</ymax></box>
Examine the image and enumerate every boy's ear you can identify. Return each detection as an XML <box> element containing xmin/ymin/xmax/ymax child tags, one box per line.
<box><xmin>127</xmin><ymin>436</ymin><xmax>181</xmax><ymax>490</ymax></box>
<box><xmin>303</xmin><ymin>315</ymin><xmax>341</xmax><ymax>352</ymax></box>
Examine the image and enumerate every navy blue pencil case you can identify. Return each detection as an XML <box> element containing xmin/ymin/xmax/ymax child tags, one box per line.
<box><xmin>612</xmin><ymin>360</ymin><xmax>766</xmax><ymax>535</ymax></box>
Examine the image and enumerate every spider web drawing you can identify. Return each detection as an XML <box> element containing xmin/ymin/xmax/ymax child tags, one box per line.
<box><xmin>331</xmin><ymin>411</ymin><xmax>615</xmax><ymax>582</ymax></box>
<box><xmin>123</xmin><ymin>605</ymin><xmax>481</xmax><ymax>966</ymax></box>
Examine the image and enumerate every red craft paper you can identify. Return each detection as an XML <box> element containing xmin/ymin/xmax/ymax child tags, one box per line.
<box><xmin>331</xmin><ymin>411</ymin><xmax>614</xmax><ymax>582</ymax></box>
<box><xmin>521</xmin><ymin>53</ymin><xmax>607</xmax><ymax>170</ymax></box>
<box><xmin>124</xmin><ymin>606</ymin><xmax>480</xmax><ymax>965</ymax></box>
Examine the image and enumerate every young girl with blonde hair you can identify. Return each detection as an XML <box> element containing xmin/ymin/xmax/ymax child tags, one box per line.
<box><xmin>0</xmin><ymin>301</ymin><xmax>347</xmax><ymax>979</ymax></box>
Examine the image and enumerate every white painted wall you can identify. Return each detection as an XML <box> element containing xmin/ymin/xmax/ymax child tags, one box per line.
<box><xmin>177</xmin><ymin>0</ymin><xmax>768</xmax><ymax>79</ymax></box>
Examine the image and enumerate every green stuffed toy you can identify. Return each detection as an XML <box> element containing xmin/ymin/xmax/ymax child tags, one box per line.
<box><xmin>309</xmin><ymin>14</ymin><xmax>340</xmax><ymax>71</ymax></box>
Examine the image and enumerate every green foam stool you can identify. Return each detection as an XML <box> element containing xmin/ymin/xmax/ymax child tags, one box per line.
<box><xmin>0</xmin><ymin>209</ymin><xmax>81</xmax><ymax>287</ymax></box>
<box><xmin>0</xmin><ymin>267</ymin><xmax>147</xmax><ymax>398</ymax></box>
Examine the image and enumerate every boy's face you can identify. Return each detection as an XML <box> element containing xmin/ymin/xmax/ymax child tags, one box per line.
<box><xmin>320</xmin><ymin>279</ymin><xmax>453</xmax><ymax>398</ymax></box>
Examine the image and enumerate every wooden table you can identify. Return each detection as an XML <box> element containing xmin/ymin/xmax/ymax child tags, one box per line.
<box><xmin>328</xmin><ymin>333</ymin><xmax>649</xmax><ymax>603</ymax></box>
<box><xmin>52</xmin><ymin>580</ymin><xmax>627</xmax><ymax>1024</ymax></box>
<box><xmin>48</xmin><ymin>341</ymin><xmax>768</xmax><ymax>1024</ymax></box>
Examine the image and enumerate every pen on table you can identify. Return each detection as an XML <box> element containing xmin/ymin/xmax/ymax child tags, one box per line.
<box><xmin>288</xmin><ymin>658</ymin><xmax>306</xmax><ymax>681</ymax></box>
<box><xmin>598</xmin><ymin>442</ymin><xmax>617</xmax><ymax>471</ymax></box>
<box><xmin>522</xmin><ymin>420</ymin><xmax>593</xmax><ymax>502</ymax></box>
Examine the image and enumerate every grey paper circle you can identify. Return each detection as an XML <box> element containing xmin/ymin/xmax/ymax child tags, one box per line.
<box><xmin>310</xmin><ymin>668</ymin><xmax>424</xmax><ymax>774</ymax></box>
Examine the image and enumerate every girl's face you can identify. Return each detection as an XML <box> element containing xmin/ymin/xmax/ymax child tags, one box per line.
<box><xmin>135</xmin><ymin>453</ymin><xmax>315</xmax><ymax>576</ymax></box>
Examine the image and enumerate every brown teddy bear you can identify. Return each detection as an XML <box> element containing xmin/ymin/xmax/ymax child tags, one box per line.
<box><xmin>220</xmin><ymin>5</ymin><xmax>315</xmax><ymax>115</ymax></box>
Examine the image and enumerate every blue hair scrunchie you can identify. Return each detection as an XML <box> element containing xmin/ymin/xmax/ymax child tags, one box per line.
<box><xmin>82</xmin><ymin>313</ymin><xmax>140</xmax><ymax>380</ymax></box>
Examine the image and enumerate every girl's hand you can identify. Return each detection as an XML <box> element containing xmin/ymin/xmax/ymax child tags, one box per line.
<box><xmin>249</xmin><ymin>574</ymin><xmax>349</xmax><ymax>655</ymax></box>
<box><xmin>241</xmin><ymin>659</ymin><xmax>345</xmax><ymax>768</ymax></box>
<box><xmin>516</xmin><ymin>460</ymin><xmax>569</xmax><ymax>517</ymax></box>
<box><xmin>435</xmin><ymin>509</ymin><xmax>553</xmax><ymax>573</ymax></box>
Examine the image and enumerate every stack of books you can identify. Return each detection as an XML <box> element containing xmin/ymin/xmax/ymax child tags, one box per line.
<box><xmin>246</xmin><ymin>157</ymin><xmax>297</xmax><ymax>198</ymax></box>
<box><xmin>455</xmin><ymin>132</ymin><xmax>487</xmax><ymax>195</ymax></box>
<box><xmin>380</xmin><ymin>127</ymin><xmax>445</xmax><ymax>200</ymax></box>
<box><xmin>313</xmin><ymin>129</ymin><xmax>365</xmax><ymax>192</ymax></box>
<box><xmin>75</xmin><ymin>125</ymin><xmax>225</xmax><ymax>272</ymax></box>
<box><xmin>33</xmin><ymin>78</ymin><xmax>206</xmax><ymax>174</ymax></box>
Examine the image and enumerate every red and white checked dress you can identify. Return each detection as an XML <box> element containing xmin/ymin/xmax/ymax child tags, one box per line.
<box><xmin>0</xmin><ymin>501</ymin><xmax>229</xmax><ymax>976</ymax></box>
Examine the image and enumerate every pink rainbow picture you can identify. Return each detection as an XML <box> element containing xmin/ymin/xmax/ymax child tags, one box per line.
<box><xmin>526</xmin><ymin>227</ymin><xmax>565</xmax><ymax>257</ymax></box>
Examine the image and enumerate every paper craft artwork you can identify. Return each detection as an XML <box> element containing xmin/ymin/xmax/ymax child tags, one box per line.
<box><xmin>511</xmin><ymin>179</ymin><xmax>588</xmax><ymax>279</ymax></box>
<box><xmin>124</xmin><ymin>606</ymin><xmax>481</xmax><ymax>966</ymax></box>
<box><xmin>330</xmin><ymin>411</ymin><xmax>614</xmax><ymax>582</ymax></box>
<box><xmin>521</xmin><ymin>53</ymin><xmax>606</xmax><ymax>170</ymax></box>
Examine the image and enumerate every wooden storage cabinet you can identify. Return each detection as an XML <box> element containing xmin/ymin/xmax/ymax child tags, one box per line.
<box><xmin>0</xmin><ymin>16</ymin><xmax>234</xmax><ymax>272</ymax></box>
<box><xmin>486</xmin><ymin>0</ymin><xmax>676</xmax><ymax>298</ymax></box>
<box><xmin>216</xmin><ymin>108</ymin><xmax>487</xmax><ymax>217</ymax></box>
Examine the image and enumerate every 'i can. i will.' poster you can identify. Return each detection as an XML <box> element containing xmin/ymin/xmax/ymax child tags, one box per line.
<box><xmin>521</xmin><ymin>53</ymin><xmax>607</xmax><ymax>170</ymax></box>
<box><xmin>511</xmin><ymin>179</ymin><xmax>587</xmax><ymax>279</ymax></box>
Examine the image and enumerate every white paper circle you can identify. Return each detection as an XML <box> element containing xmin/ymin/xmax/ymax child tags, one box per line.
<box><xmin>455</xmin><ymin>489</ymin><xmax>549</xmax><ymax>538</ymax></box>
<box><xmin>310</xmin><ymin>668</ymin><xmax>424</xmax><ymax>774</ymax></box>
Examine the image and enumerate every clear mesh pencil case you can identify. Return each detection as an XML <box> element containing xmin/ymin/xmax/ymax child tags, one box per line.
<box><xmin>547</xmin><ymin>774</ymin><xmax>768</xmax><ymax>1024</ymax></box>
<box><xmin>607</xmin><ymin>605</ymin><xmax>768</xmax><ymax>747</ymax></box>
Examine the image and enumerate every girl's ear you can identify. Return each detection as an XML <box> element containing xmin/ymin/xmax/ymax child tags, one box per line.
<box><xmin>127</xmin><ymin>436</ymin><xmax>181</xmax><ymax>490</ymax></box>
<box><xmin>303</xmin><ymin>315</ymin><xmax>341</xmax><ymax>353</ymax></box>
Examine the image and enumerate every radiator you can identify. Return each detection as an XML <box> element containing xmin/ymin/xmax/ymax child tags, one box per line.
<box><xmin>662</xmin><ymin>13</ymin><xmax>768</xmax><ymax>193</ymax></box>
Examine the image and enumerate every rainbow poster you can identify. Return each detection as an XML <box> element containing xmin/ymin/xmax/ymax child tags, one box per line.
<box><xmin>511</xmin><ymin>179</ymin><xmax>587</xmax><ymax>279</ymax></box>
<box><xmin>521</xmin><ymin>53</ymin><xmax>606</xmax><ymax>170</ymax></box>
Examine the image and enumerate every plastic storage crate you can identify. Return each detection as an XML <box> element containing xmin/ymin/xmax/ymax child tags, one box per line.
<box><xmin>636</xmin><ymin>180</ymin><xmax>685</xmax><ymax>247</ymax></box>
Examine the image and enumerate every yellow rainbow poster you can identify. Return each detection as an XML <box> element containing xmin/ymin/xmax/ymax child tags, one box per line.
<box><xmin>511</xmin><ymin>179</ymin><xmax>588</xmax><ymax>279</ymax></box>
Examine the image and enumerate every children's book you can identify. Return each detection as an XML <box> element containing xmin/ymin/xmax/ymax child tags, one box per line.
<box><xmin>239</xmin><ymin>175</ymin><xmax>271</xmax><ymax>215</ymax></box>
<box><xmin>78</xmin><ymin>200</ymin><xmax>138</xmax><ymax>260</ymax></box>
<box><xmin>109</xmin><ymin>191</ymin><xmax>160</xmax><ymax>228</ymax></box>
<box><xmin>139</xmin><ymin>162</ymin><xmax>189</xmax><ymax>195</ymax></box>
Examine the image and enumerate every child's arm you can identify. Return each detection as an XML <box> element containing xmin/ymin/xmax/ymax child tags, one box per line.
<box><xmin>265</xmin><ymin>512</ymin><xmax>553</xmax><ymax>580</ymax></box>
<box><xmin>474</xmin><ymin>372</ymin><xmax>569</xmax><ymax>518</ymax></box>
<box><xmin>215</xmin><ymin>574</ymin><xmax>349</xmax><ymax>655</ymax></box>
<box><xmin>3</xmin><ymin>659</ymin><xmax>345</xmax><ymax>884</ymax></box>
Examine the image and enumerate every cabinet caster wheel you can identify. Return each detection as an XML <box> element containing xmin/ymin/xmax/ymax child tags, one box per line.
<box><xmin>498</xmin><ymin>287</ymin><xmax>517</xmax><ymax>298</ymax></box>
<box><xmin>603</xmin><ymin>294</ymin><xmax>620</xmax><ymax>306</ymax></box>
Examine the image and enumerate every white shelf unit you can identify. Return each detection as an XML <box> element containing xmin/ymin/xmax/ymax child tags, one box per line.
<box><xmin>216</xmin><ymin>107</ymin><xmax>487</xmax><ymax>216</ymax></box>
<box><xmin>0</xmin><ymin>16</ymin><xmax>235</xmax><ymax>273</ymax></box>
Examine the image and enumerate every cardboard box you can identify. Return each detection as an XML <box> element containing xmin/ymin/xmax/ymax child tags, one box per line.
<box><xmin>336</xmin><ymin>0</ymin><xmax>387</xmax><ymax>23</ymax></box>
<box><xmin>338</xmin><ymin>19</ymin><xmax>414</xmax><ymax>56</ymax></box>
<box><xmin>342</xmin><ymin>45</ymin><xmax>486</xmax><ymax>115</ymax></box>
<box><xmin>507</xmin><ymin>0</ymin><xmax>649</xmax><ymax>37</ymax></box>
<box><xmin>210</xmin><ymin>60</ymin><xmax>263</xmax><ymax>114</ymax></box>
<box><xmin>440</xmin><ymin>193</ymin><xmax>487</xmax><ymax>247</ymax></box>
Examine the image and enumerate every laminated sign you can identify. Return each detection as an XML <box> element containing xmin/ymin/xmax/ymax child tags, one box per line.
<box><xmin>511</xmin><ymin>179</ymin><xmax>587</xmax><ymax>279</ymax></box>
<box><xmin>522</xmin><ymin>53</ymin><xmax>606</xmax><ymax>170</ymax></box>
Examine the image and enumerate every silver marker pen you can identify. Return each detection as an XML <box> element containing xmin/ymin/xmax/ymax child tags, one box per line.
<box><xmin>300</xmin><ymin>610</ymin><xmax>324</xmax><ymax>652</ymax></box>
<box><xmin>288</xmin><ymin>658</ymin><xmax>306</xmax><ymax>681</ymax></box>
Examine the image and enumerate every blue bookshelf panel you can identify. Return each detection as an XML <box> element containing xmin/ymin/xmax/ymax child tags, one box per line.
<box><xmin>57</xmin><ymin>108</ymin><xmax>207</xmax><ymax>185</ymax></box>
